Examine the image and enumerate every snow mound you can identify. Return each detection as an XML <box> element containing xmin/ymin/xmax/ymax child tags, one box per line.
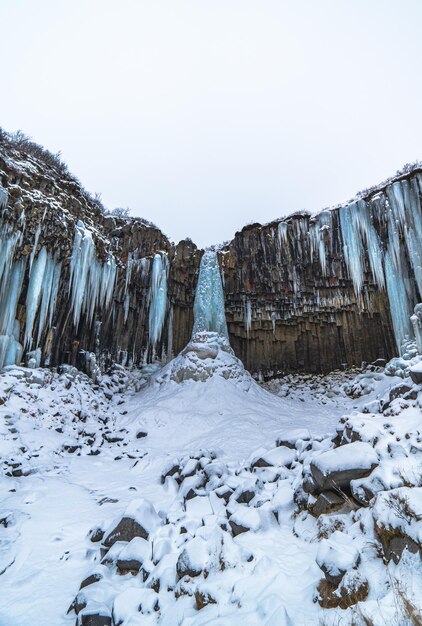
<box><xmin>151</xmin><ymin>332</ymin><xmax>254</xmax><ymax>387</ymax></box>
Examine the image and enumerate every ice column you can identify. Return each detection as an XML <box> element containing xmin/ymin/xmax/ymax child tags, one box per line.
<box><xmin>0</xmin><ymin>187</ymin><xmax>8</xmax><ymax>211</ymax></box>
<box><xmin>148</xmin><ymin>253</ymin><xmax>169</xmax><ymax>349</ymax></box>
<box><xmin>411</xmin><ymin>304</ymin><xmax>422</xmax><ymax>354</ymax></box>
<box><xmin>193</xmin><ymin>250</ymin><xmax>228</xmax><ymax>337</ymax></box>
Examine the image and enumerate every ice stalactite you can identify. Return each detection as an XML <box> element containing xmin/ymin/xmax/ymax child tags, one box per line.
<box><xmin>167</xmin><ymin>305</ymin><xmax>174</xmax><ymax>359</ymax></box>
<box><xmin>193</xmin><ymin>250</ymin><xmax>228</xmax><ymax>338</ymax></box>
<box><xmin>339</xmin><ymin>201</ymin><xmax>384</xmax><ymax>296</ymax></box>
<box><xmin>0</xmin><ymin>186</ymin><xmax>8</xmax><ymax>211</ymax></box>
<box><xmin>244</xmin><ymin>300</ymin><xmax>252</xmax><ymax>335</ymax></box>
<box><xmin>24</xmin><ymin>247</ymin><xmax>62</xmax><ymax>352</ymax></box>
<box><xmin>69</xmin><ymin>221</ymin><xmax>117</xmax><ymax>328</ymax></box>
<box><xmin>0</xmin><ymin>261</ymin><xmax>25</xmax><ymax>369</ymax></box>
<box><xmin>411</xmin><ymin>304</ymin><xmax>422</xmax><ymax>354</ymax></box>
<box><xmin>309</xmin><ymin>211</ymin><xmax>332</xmax><ymax>275</ymax></box>
<box><xmin>0</xmin><ymin>226</ymin><xmax>25</xmax><ymax>368</ymax></box>
<box><xmin>148</xmin><ymin>252</ymin><xmax>169</xmax><ymax>350</ymax></box>
<box><xmin>384</xmin><ymin>249</ymin><xmax>413</xmax><ymax>350</ymax></box>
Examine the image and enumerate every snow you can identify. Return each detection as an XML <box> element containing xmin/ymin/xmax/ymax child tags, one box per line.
<box><xmin>316</xmin><ymin>531</ymin><xmax>360</xmax><ymax>579</ymax></box>
<box><xmin>311</xmin><ymin>441</ymin><xmax>378</xmax><ymax>474</ymax></box>
<box><xmin>0</xmin><ymin>326</ymin><xmax>421</xmax><ymax>624</ymax></box>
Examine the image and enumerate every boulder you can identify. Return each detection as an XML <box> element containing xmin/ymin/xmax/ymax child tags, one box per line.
<box><xmin>373</xmin><ymin>487</ymin><xmax>422</xmax><ymax>564</ymax></box>
<box><xmin>409</xmin><ymin>362</ymin><xmax>422</xmax><ymax>385</ymax></box>
<box><xmin>316</xmin><ymin>531</ymin><xmax>360</xmax><ymax>585</ymax></box>
<box><xmin>389</xmin><ymin>383</ymin><xmax>413</xmax><ymax>402</ymax></box>
<box><xmin>310</xmin><ymin>442</ymin><xmax>378</xmax><ymax>492</ymax></box>
<box><xmin>103</xmin><ymin>499</ymin><xmax>161</xmax><ymax>547</ymax></box>
<box><xmin>311</xmin><ymin>490</ymin><xmax>345</xmax><ymax>517</ymax></box>
<box><xmin>77</xmin><ymin>609</ymin><xmax>112</xmax><ymax>626</ymax></box>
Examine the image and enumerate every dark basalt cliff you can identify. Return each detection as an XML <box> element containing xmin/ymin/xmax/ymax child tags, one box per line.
<box><xmin>222</xmin><ymin>216</ymin><xmax>394</xmax><ymax>375</ymax></box>
<box><xmin>0</xmin><ymin>136</ymin><xmax>421</xmax><ymax>377</ymax></box>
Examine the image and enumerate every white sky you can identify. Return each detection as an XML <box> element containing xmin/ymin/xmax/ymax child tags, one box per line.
<box><xmin>1</xmin><ymin>1</ymin><xmax>422</xmax><ymax>247</ymax></box>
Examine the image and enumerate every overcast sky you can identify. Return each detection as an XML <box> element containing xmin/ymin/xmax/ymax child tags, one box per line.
<box><xmin>1</xmin><ymin>1</ymin><xmax>422</xmax><ymax>246</ymax></box>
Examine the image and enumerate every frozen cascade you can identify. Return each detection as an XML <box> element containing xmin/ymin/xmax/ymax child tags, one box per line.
<box><xmin>0</xmin><ymin>261</ymin><xmax>25</xmax><ymax>368</ymax></box>
<box><xmin>193</xmin><ymin>250</ymin><xmax>228</xmax><ymax>338</ymax></box>
<box><xmin>69</xmin><ymin>221</ymin><xmax>117</xmax><ymax>328</ymax></box>
<box><xmin>148</xmin><ymin>252</ymin><xmax>169</xmax><ymax>349</ymax></box>
<box><xmin>384</xmin><ymin>249</ymin><xmax>413</xmax><ymax>351</ymax></box>
<box><xmin>411</xmin><ymin>304</ymin><xmax>422</xmax><ymax>354</ymax></box>
<box><xmin>244</xmin><ymin>300</ymin><xmax>252</xmax><ymax>335</ymax></box>
<box><xmin>309</xmin><ymin>211</ymin><xmax>332</xmax><ymax>275</ymax></box>
<box><xmin>24</xmin><ymin>247</ymin><xmax>48</xmax><ymax>348</ymax></box>
<box><xmin>0</xmin><ymin>186</ymin><xmax>8</xmax><ymax>211</ymax></box>
<box><xmin>0</xmin><ymin>225</ymin><xmax>25</xmax><ymax>368</ymax></box>
<box><xmin>339</xmin><ymin>201</ymin><xmax>385</xmax><ymax>295</ymax></box>
<box><xmin>24</xmin><ymin>247</ymin><xmax>62</xmax><ymax>350</ymax></box>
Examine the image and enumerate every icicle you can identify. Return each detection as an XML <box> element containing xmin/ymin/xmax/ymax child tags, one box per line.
<box><xmin>309</xmin><ymin>211</ymin><xmax>332</xmax><ymax>275</ymax></box>
<box><xmin>148</xmin><ymin>252</ymin><xmax>169</xmax><ymax>349</ymax></box>
<box><xmin>411</xmin><ymin>304</ymin><xmax>422</xmax><ymax>354</ymax></box>
<box><xmin>244</xmin><ymin>300</ymin><xmax>252</xmax><ymax>336</ymax></box>
<box><xmin>192</xmin><ymin>250</ymin><xmax>228</xmax><ymax>337</ymax></box>
<box><xmin>29</xmin><ymin>224</ymin><xmax>42</xmax><ymax>274</ymax></box>
<box><xmin>0</xmin><ymin>259</ymin><xmax>25</xmax><ymax>369</ymax></box>
<box><xmin>167</xmin><ymin>304</ymin><xmax>174</xmax><ymax>360</ymax></box>
<box><xmin>339</xmin><ymin>203</ymin><xmax>364</xmax><ymax>295</ymax></box>
<box><xmin>277</xmin><ymin>222</ymin><xmax>288</xmax><ymax>247</ymax></box>
<box><xmin>69</xmin><ymin>221</ymin><xmax>117</xmax><ymax>328</ymax></box>
<box><xmin>36</xmin><ymin>255</ymin><xmax>61</xmax><ymax>347</ymax></box>
<box><xmin>0</xmin><ymin>186</ymin><xmax>8</xmax><ymax>211</ymax></box>
<box><xmin>385</xmin><ymin>249</ymin><xmax>413</xmax><ymax>352</ymax></box>
<box><xmin>24</xmin><ymin>247</ymin><xmax>48</xmax><ymax>349</ymax></box>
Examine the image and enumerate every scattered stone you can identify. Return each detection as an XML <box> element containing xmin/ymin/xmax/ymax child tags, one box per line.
<box><xmin>311</xmin><ymin>490</ymin><xmax>345</xmax><ymax>517</ymax></box>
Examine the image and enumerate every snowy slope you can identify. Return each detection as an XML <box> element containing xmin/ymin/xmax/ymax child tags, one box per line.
<box><xmin>1</xmin><ymin>331</ymin><xmax>420</xmax><ymax>625</ymax></box>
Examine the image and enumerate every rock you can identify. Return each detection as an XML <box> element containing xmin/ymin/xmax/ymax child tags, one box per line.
<box><xmin>389</xmin><ymin>383</ymin><xmax>413</xmax><ymax>402</ymax></box>
<box><xmin>236</xmin><ymin>489</ymin><xmax>256</xmax><ymax>504</ymax></box>
<box><xmin>195</xmin><ymin>590</ymin><xmax>217</xmax><ymax>610</ymax></box>
<box><xmin>311</xmin><ymin>490</ymin><xmax>345</xmax><ymax>517</ymax></box>
<box><xmin>317</xmin><ymin>571</ymin><xmax>368</xmax><ymax>609</ymax></box>
<box><xmin>251</xmin><ymin>446</ymin><xmax>296</xmax><ymax>469</ymax></box>
<box><xmin>409</xmin><ymin>362</ymin><xmax>422</xmax><ymax>384</ymax></box>
<box><xmin>90</xmin><ymin>527</ymin><xmax>104</xmax><ymax>543</ymax></box>
<box><xmin>115</xmin><ymin>537</ymin><xmax>151</xmax><ymax>573</ymax></box>
<box><xmin>310</xmin><ymin>442</ymin><xmax>378</xmax><ymax>492</ymax></box>
<box><xmin>79</xmin><ymin>572</ymin><xmax>103</xmax><ymax>590</ymax></box>
<box><xmin>276</xmin><ymin>428</ymin><xmax>311</xmax><ymax>449</ymax></box>
<box><xmin>103</xmin><ymin>499</ymin><xmax>161</xmax><ymax>547</ymax></box>
<box><xmin>316</xmin><ymin>531</ymin><xmax>360</xmax><ymax>585</ymax></box>
<box><xmin>373</xmin><ymin>487</ymin><xmax>422</xmax><ymax>564</ymax></box>
<box><xmin>229</xmin><ymin>519</ymin><xmax>250</xmax><ymax>536</ymax></box>
<box><xmin>229</xmin><ymin>508</ymin><xmax>261</xmax><ymax>536</ymax></box>
<box><xmin>372</xmin><ymin>358</ymin><xmax>387</xmax><ymax>368</ymax></box>
<box><xmin>176</xmin><ymin>536</ymin><xmax>209</xmax><ymax>579</ymax></box>
<box><xmin>77</xmin><ymin>607</ymin><xmax>112</xmax><ymax>626</ymax></box>
<box><xmin>136</xmin><ymin>430</ymin><xmax>148</xmax><ymax>439</ymax></box>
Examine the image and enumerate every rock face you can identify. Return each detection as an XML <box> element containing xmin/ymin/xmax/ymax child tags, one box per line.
<box><xmin>1</xmin><ymin>134</ymin><xmax>422</xmax><ymax>376</ymax></box>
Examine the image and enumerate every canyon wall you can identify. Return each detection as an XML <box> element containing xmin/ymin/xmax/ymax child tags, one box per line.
<box><xmin>0</xmin><ymin>136</ymin><xmax>421</xmax><ymax>377</ymax></box>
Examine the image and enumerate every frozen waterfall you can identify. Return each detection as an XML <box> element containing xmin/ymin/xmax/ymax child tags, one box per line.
<box><xmin>148</xmin><ymin>253</ymin><xmax>169</xmax><ymax>350</ymax></box>
<box><xmin>193</xmin><ymin>250</ymin><xmax>228</xmax><ymax>338</ymax></box>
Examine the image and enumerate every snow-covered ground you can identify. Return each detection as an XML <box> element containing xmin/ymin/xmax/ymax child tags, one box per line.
<box><xmin>1</xmin><ymin>332</ymin><xmax>421</xmax><ymax>625</ymax></box>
